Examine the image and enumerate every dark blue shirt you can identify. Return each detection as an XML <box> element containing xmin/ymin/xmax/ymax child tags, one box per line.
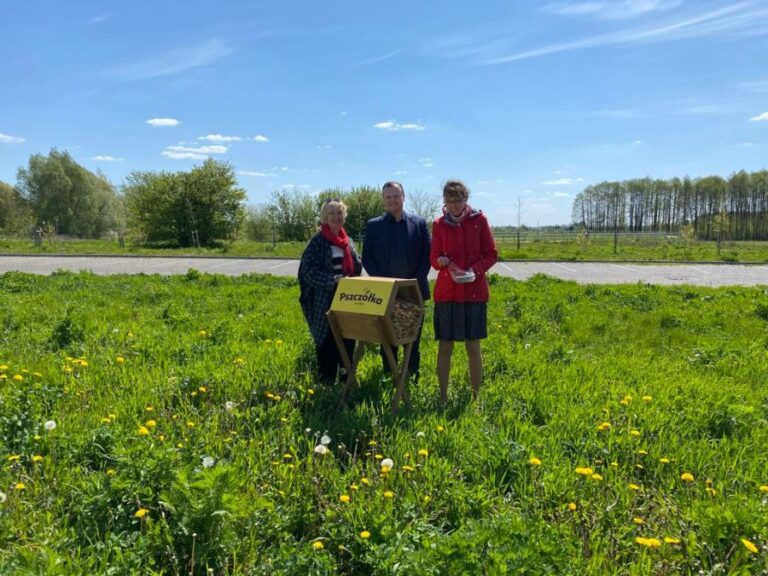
<box><xmin>386</xmin><ymin>215</ymin><xmax>411</xmax><ymax>279</ymax></box>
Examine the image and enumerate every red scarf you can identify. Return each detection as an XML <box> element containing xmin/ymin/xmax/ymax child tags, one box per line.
<box><xmin>321</xmin><ymin>224</ymin><xmax>354</xmax><ymax>275</ymax></box>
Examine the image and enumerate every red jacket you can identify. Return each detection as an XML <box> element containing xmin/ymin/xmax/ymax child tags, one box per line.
<box><xmin>430</xmin><ymin>208</ymin><xmax>498</xmax><ymax>303</ymax></box>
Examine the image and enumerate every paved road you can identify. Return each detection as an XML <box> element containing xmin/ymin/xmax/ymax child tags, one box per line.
<box><xmin>1</xmin><ymin>255</ymin><xmax>767</xmax><ymax>286</ymax></box>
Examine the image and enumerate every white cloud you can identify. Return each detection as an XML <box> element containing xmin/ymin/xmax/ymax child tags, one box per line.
<box><xmin>317</xmin><ymin>144</ymin><xmax>332</xmax><ymax>149</ymax></box>
<box><xmin>92</xmin><ymin>155</ymin><xmax>123</xmax><ymax>162</ymax></box>
<box><xmin>251</xmin><ymin>135</ymin><xmax>269</xmax><ymax>142</ymax></box>
<box><xmin>482</xmin><ymin>3</ymin><xmax>768</xmax><ymax>64</ymax></box>
<box><xmin>0</xmin><ymin>132</ymin><xmax>25</xmax><ymax>143</ymax></box>
<box><xmin>89</xmin><ymin>12</ymin><xmax>111</xmax><ymax>24</ymax></box>
<box><xmin>351</xmin><ymin>49</ymin><xmax>403</xmax><ymax>67</ymax></box>
<box><xmin>105</xmin><ymin>39</ymin><xmax>232</xmax><ymax>81</ymax></box>
<box><xmin>373</xmin><ymin>120</ymin><xmax>426</xmax><ymax>131</ymax></box>
<box><xmin>543</xmin><ymin>0</ymin><xmax>681</xmax><ymax>20</ymax></box>
<box><xmin>737</xmin><ymin>142</ymin><xmax>753</xmax><ymax>147</ymax></box>
<box><xmin>543</xmin><ymin>177</ymin><xmax>583</xmax><ymax>185</ymax></box>
<box><xmin>553</xmin><ymin>191</ymin><xmax>572</xmax><ymax>197</ymax></box>
<box><xmin>162</xmin><ymin>144</ymin><xmax>227</xmax><ymax>160</ymax></box>
<box><xmin>394</xmin><ymin>170</ymin><xmax>408</xmax><ymax>175</ymax></box>
<box><xmin>147</xmin><ymin>118</ymin><xmax>180</xmax><ymax>127</ymax></box>
<box><xmin>750</xmin><ymin>111</ymin><xmax>768</xmax><ymax>122</ymax></box>
<box><xmin>198</xmin><ymin>134</ymin><xmax>241</xmax><ymax>142</ymax></box>
<box><xmin>238</xmin><ymin>170</ymin><xmax>276</xmax><ymax>177</ymax></box>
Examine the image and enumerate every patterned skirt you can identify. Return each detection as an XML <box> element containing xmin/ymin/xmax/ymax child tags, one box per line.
<box><xmin>433</xmin><ymin>302</ymin><xmax>488</xmax><ymax>341</ymax></box>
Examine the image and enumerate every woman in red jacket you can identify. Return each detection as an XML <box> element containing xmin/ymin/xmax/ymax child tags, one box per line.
<box><xmin>430</xmin><ymin>180</ymin><xmax>498</xmax><ymax>405</ymax></box>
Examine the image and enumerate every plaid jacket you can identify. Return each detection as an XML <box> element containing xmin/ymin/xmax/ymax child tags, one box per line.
<box><xmin>298</xmin><ymin>232</ymin><xmax>362</xmax><ymax>346</ymax></box>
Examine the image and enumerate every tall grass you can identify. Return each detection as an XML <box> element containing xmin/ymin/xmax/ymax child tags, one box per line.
<box><xmin>0</xmin><ymin>271</ymin><xmax>766</xmax><ymax>574</ymax></box>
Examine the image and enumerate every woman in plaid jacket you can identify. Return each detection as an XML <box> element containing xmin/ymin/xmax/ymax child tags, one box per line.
<box><xmin>298</xmin><ymin>199</ymin><xmax>362</xmax><ymax>383</ymax></box>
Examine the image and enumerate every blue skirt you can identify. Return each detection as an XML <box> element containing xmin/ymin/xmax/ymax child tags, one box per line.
<box><xmin>433</xmin><ymin>302</ymin><xmax>488</xmax><ymax>341</ymax></box>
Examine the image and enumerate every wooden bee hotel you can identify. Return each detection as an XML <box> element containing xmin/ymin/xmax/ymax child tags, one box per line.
<box><xmin>327</xmin><ymin>276</ymin><xmax>424</xmax><ymax>413</ymax></box>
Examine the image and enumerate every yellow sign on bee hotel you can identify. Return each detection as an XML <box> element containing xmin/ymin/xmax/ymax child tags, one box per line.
<box><xmin>330</xmin><ymin>277</ymin><xmax>397</xmax><ymax>315</ymax></box>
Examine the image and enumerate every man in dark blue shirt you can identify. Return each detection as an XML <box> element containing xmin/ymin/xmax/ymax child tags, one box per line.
<box><xmin>362</xmin><ymin>181</ymin><xmax>431</xmax><ymax>380</ymax></box>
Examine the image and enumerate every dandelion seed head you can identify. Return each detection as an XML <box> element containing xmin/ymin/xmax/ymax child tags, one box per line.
<box><xmin>314</xmin><ymin>444</ymin><xmax>328</xmax><ymax>455</ymax></box>
<box><xmin>44</xmin><ymin>420</ymin><xmax>57</xmax><ymax>431</ymax></box>
<box><xmin>380</xmin><ymin>458</ymin><xmax>394</xmax><ymax>470</ymax></box>
<box><xmin>320</xmin><ymin>435</ymin><xmax>331</xmax><ymax>446</ymax></box>
<box><xmin>202</xmin><ymin>456</ymin><xmax>215</xmax><ymax>468</ymax></box>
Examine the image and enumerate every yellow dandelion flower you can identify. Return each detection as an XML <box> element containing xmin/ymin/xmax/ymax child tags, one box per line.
<box><xmin>642</xmin><ymin>395</ymin><xmax>652</xmax><ymax>402</ymax></box>
<box><xmin>759</xmin><ymin>485</ymin><xmax>768</xmax><ymax>493</ymax></box>
<box><xmin>116</xmin><ymin>357</ymin><xmax>125</xmax><ymax>364</ymax></box>
<box><xmin>145</xmin><ymin>406</ymin><xmax>154</xmax><ymax>412</ymax></box>
<box><xmin>137</xmin><ymin>426</ymin><xmax>150</xmax><ymax>436</ymax></box>
<box><xmin>339</xmin><ymin>494</ymin><xmax>350</xmax><ymax>503</ymax></box>
<box><xmin>591</xmin><ymin>473</ymin><xmax>603</xmax><ymax>481</ymax></box>
<box><xmin>307</xmin><ymin>388</ymin><xmax>314</xmax><ymax>396</ymax></box>
<box><xmin>266</xmin><ymin>392</ymin><xmax>275</xmax><ymax>399</ymax></box>
<box><xmin>186</xmin><ymin>421</ymin><xmax>195</xmax><ymax>428</ymax></box>
<box><xmin>15</xmin><ymin>482</ymin><xmax>26</xmax><ymax>490</ymax></box>
<box><xmin>706</xmin><ymin>487</ymin><xmax>717</xmax><ymax>497</ymax></box>
<box><xmin>63</xmin><ymin>366</ymin><xmax>72</xmax><ymax>374</ymax></box>
<box><xmin>361</xmin><ymin>477</ymin><xmax>371</xmax><ymax>486</ymax></box>
<box><xmin>272</xmin><ymin>395</ymin><xmax>281</xmax><ymax>401</ymax></box>
<box><xmin>32</xmin><ymin>455</ymin><xmax>43</xmax><ymax>463</ymax></box>
<box><xmin>620</xmin><ymin>400</ymin><xmax>629</xmax><ymax>406</ymax></box>
<box><xmin>7</xmin><ymin>455</ymin><xmax>20</xmax><ymax>462</ymax></box>
<box><xmin>423</xmin><ymin>495</ymin><xmax>432</xmax><ymax>503</ymax></box>
<box><xmin>145</xmin><ymin>419</ymin><xmax>157</xmax><ymax>428</ymax></box>
<box><xmin>528</xmin><ymin>457</ymin><xmax>542</xmax><ymax>466</ymax></box>
<box><xmin>13</xmin><ymin>374</ymin><xmax>23</xmax><ymax>382</ymax></box>
<box><xmin>637</xmin><ymin>450</ymin><xmax>648</xmax><ymax>456</ymax></box>
<box><xmin>419</xmin><ymin>449</ymin><xmax>429</xmax><ymax>458</ymax></box>
<box><xmin>597</xmin><ymin>422</ymin><xmax>611</xmax><ymax>431</ymax></box>
<box><xmin>106</xmin><ymin>469</ymin><xmax>116</xmax><ymax>476</ymax></box>
<box><xmin>383</xmin><ymin>490</ymin><xmax>394</xmax><ymax>499</ymax></box>
<box><xmin>436</xmin><ymin>425</ymin><xmax>445</xmax><ymax>432</ymax></box>
<box><xmin>628</xmin><ymin>484</ymin><xmax>641</xmax><ymax>491</ymax></box>
<box><xmin>198</xmin><ymin>330</ymin><xmax>207</xmax><ymax>337</ymax></box>
<box><xmin>0</xmin><ymin>364</ymin><xmax>7</xmax><ymax>370</ymax></box>
<box><xmin>380</xmin><ymin>465</ymin><xmax>391</xmax><ymax>473</ymax></box>
<box><xmin>360</xmin><ymin>530</ymin><xmax>371</xmax><ymax>540</ymax></box>
<box><xmin>575</xmin><ymin>467</ymin><xmax>593</xmax><ymax>476</ymax></box>
<box><xmin>630</xmin><ymin>429</ymin><xmax>641</xmax><ymax>437</ymax></box>
<box><xmin>664</xmin><ymin>537</ymin><xmax>681</xmax><ymax>545</ymax></box>
<box><xmin>350</xmin><ymin>484</ymin><xmax>359</xmax><ymax>491</ymax></box>
<box><xmin>568</xmin><ymin>502</ymin><xmax>577</xmax><ymax>511</ymax></box>
<box><xmin>680</xmin><ymin>472</ymin><xmax>694</xmax><ymax>482</ymax></box>
<box><xmin>633</xmin><ymin>517</ymin><xmax>644</xmax><ymax>525</ymax></box>
<box><xmin>741</xmin><ymin>538</ymin><xmax>758</xmax><ymax>554</ymax></box>
<box><xmin>402</xmin><ymin>465</ymin><xmax>415</xmax><ymax>472</ymax></box>
<box><xmin>368</xmin><ymin>440</ymin><xmax>377</xmax><ymax>446</ymax></box>
<box><xmin>635</xmin><ymin>537</ymin><xmax>661</xmax><ymax>548</ymax></box>
<box><xmin>311</xmin><ymin>541</ymin><xmax>324</xmax><ymax>551</ymax></box>
<box><xmin>79</xmin><ymin>360</ymin><xmax>89</xmax><ymax>367</ymax></box>
<box><xmin>611</xmin><ymin>461</ymin><xmax>619</xmax><ymax>468</ymax></box>
<box><xmin>134</xmin><ymin>508</ymin><xmax>149</xmax><ymax>518</ymax></box>
<box><xmin>101</xmin><ymin>417</ymin><xmax>111</xmax><ymax>424</ymax></box>
<box><xmin>659</xmin><ymin>457</ymin><xmax>670</xmax><ymax>464</ymax></box>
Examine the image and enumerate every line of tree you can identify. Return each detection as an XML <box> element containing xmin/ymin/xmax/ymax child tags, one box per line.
<box><xmin>0</xmin><ymin>148</ymin><xmax>440</xmax><ymax>245</ymax></box>
<box><xmin>572</xmin><ymin>170</ymin><xmax>768</xmax><ymax>240</ymax></box>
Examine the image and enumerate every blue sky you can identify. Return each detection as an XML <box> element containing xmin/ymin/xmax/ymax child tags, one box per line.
<box><xmin>1</xmin><ymin>0</ymin><xmax>767</xmax><ymax>225</ymax></box>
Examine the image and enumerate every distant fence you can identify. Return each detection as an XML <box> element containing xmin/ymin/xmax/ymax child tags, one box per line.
<box><xmin>491</xmin><ymin>230</ymin><xmax>680</xmax><ymax>244</ymax></box>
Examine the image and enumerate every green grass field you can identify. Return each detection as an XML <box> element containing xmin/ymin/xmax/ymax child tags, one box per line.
<box><xmin>0</xmin><ymin>271</ymin><xmax>766</xmax><ymax>574</ymax></box>
<box><xmin>1</xmin><ymin>236</ymin><xmax>767</xmax><ymax>262</ymax></box>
